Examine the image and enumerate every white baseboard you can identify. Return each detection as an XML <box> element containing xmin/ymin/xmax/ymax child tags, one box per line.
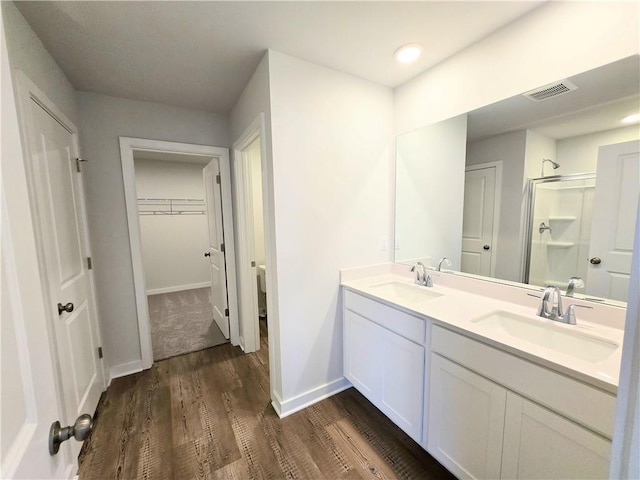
<box><xmin>109</xmin><ymin>359</ymin><xmax>143</xmax><ymax>383</ymax></box>
<box><xmin>273</xmin><ymin>377</ymin><xmax>352</xmax><ymax>418</ymax></box>
<box><xmin>147</xmin><ymin>281</ymin><xmax>211</xmax><ymax>296</ymax></box>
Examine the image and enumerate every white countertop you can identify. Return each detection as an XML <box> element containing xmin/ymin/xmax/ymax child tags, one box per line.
<box><xmin>341</xmin><ymin>271</ymin><xmax>623</xmax><ymax>394</ymax></box>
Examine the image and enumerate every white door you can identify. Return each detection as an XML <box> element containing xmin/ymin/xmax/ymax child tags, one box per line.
<box><xmin>501</xmin><ymin>392</ymin><xmax>610</xmax><ymax>479</ymax></box>
<box><xmin>462</xmin><ymin>165</ymin><xmax>498</xmax><ymax>277</ymax></box>
<box><xmin>203</xmin><ymin>159</ymin><xmax>230</xmax><ymax>338</ymax></box>
<box><xmin>24</xmin><ymin>97</ymin><xmax>104</xmax><ymax>453</ymax></box>
<box><xmin>427</xmin><ymin>354</ymin><xmax>506</xmax><ymax>479</ymax></box>
<box><xmin>586</xmin><ymin>140</ymin><xmax>640</xmax><ymax>301</ymax></box>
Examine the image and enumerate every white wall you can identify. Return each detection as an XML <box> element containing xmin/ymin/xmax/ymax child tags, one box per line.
<box><xmin>2</xmin><ymin>1</ymin><xmax>77</xmax><ymax>124</ymax></box>
<box><xmin>395</xmin><ymin>114</ymin><xmax>467</xmax><ymax>268</ymax></box>
<box><xmin>134</xmin><ymin>158</ymin><xmax>210</xmax><ymax>294</ymax></box>
<box><xmin>395</xmin><ymin>1</ymin><xmax>640</xmax><ymax>135</ymax></box>
<box><xmin>77</xmin><ymin>92</ymin><xmax>229</xmax><ymax>373</ymax></box>
<box><xmin>556</xmin><ymin>125</ymin><xmax>640</xmax><ymax>175</ymax></box>
<box><xmin>268</xmin><ymin>51</ymin><xmax>394</xmax><ymax>412</ymax></box>
<box><xmin>467</xmin><ymin>130</ymin><xmax>527</xmax><ymax>282</ymax></box>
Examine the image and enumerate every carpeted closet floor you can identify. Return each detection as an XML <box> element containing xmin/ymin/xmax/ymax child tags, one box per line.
<box><xmin>148</xmin><ymin>287</ymin><xmax>228</xmax><ymax>361</ymax></box>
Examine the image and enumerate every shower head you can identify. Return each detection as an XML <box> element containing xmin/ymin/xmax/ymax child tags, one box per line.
<box><xmin>543</xmin><ymin>158</ymin><xmax>560</xmax><ymax>169</ymax></box>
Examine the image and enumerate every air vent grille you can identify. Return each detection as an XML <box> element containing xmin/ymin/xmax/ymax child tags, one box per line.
<box><xmin>523</xmin><ymin>80</ymin><xmax>577</xmax><ymax>102</ymax></box>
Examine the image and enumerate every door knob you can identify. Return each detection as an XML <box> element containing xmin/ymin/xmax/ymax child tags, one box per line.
<box><xmin>589</xmin><ymin>257</ymin><xmax>602</xmax><ymax>265</ymax></box>
<box><xmin>204</xmin><ymin>252</ymin><xmax>211</xmax><ymax>257</ymax></box>
<box><xmin>49</xmin><ymin>414</ymin><xmax>93</xmax><ymax>455</ymax></box>
<box><xmin>483</xmin><ymin>245</ymin><xmax>490</xmax><ymax>251</ymax></box>
<box><xmin>57</xmin><ymin>302</ymin><xmax>74</xmax><ymax>315</ymax></box>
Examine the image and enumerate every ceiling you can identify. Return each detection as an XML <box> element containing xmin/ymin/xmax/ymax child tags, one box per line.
<box><xmin>15</xmin><ymin>1</ymin><xmax>542</xmax><ymax>114</ymax></box>
<box><xmin>467</xmin><ymin>55</ymin><xmax>640</xmax><ymax>142</ymax></box>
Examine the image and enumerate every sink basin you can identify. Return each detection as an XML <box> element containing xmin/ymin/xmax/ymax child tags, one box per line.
<box><xmin>368</xmin><ymin>281</ymin><xmax>442</xmax><ymax>303</ymax></box>
<box><xmin>472</xmin><ymin>311</ymin><xmax>619</xmax><ymax>363</ymax></box>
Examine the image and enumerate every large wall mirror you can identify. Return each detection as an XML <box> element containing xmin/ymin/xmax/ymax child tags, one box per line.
<box><xmin>394</xmin><ymin>55</ymin><xmax>640</xmax><ymax>307</ymax></box>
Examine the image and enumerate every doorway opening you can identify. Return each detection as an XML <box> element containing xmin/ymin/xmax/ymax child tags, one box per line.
<box><xmin>132</xmin><ymin>151</ymin><xmax>228</xmax><ymax>360</ymax></box>
<box><xmin>120</xmin><ymin>138</ymin><xmax>239</xmax><ymax>370</ymax></box>
<box><xmin>233</xmin><ymin>115</ymin><xmax>268</xmax><ymax>354</ymax></box>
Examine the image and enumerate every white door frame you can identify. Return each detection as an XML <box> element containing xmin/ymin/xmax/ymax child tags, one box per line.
<box><xmin>232</xmin><ymin>115</ymin><xmax>266</xmax><ymax>353</ymax></box>
<box><xmin>119</xmin><ymin>137</ymin><xmax>239</xmax><ymax>369</ymax></box>
<box><xmin>464</xmin><ymin>161</ymin><xmax>503</xmax><ymax>277</ymax></box>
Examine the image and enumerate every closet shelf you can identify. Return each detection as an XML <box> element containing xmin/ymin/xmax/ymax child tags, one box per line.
<box><xmin>137</xmin><ymin>198</ymin><xmax>206</xmax><ymax>216</ymax></box>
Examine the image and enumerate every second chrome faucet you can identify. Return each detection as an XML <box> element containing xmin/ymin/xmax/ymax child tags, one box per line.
<box><xmin>410</xmin><ymin>262</ymin><xmax>433</xmax><ymax>287</ymax></box>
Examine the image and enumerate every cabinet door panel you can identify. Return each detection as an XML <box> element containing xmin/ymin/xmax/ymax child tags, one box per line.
<box><xmin>502</xmin><ymin>392</ymin><xmax>611</xmax><ymax>479</ymax></box>
<box><xmin>379</xmin><ymin>331</ymin><xmax>424</xmax><ymax>442</ymax></box>
<box><xmin>427</xmin><ymin>354</ymin><xmax>506</xmax><ymax>479</ymax></box>
<box><xmin>344</xmin><ymin>310</ymin><xmax>380</xmax><ymax>400</ymax></box>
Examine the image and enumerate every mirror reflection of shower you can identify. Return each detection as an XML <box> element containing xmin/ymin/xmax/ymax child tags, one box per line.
<box><xmin>525</xmin><ymin>173</ymin><xmax>596</xmax><ymax>293</ymax></box>
<box><xmin>541</xmin><ymin>158</ymin><xmax>560</xmax><ymax>176</ymax></box>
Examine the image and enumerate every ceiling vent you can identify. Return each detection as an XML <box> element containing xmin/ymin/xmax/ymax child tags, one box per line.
<box><xmin>523</xmin><ymin>79</ymin><xmax>578</xmax><ymax>102</ymax></box>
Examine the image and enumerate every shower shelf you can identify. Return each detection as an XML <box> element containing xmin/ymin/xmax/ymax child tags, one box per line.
<box><xmin>546</xmin><ymin>241</ymin><xmax>574</xmax><ymax>248</ymax></box>
<box><xmin>549</xmin><ymin>216</ymin><xmax>576</xmax><ymax>222</ymax></box>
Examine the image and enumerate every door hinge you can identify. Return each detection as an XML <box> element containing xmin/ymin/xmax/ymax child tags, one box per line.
<box><xmin>220</xmin><ymin>243</ymin><xmax>225</xmax><ymax>253</ymax></box>
<box><xmin>87</xmin><ymin>257</ymin><xmax>93</xmax><ymax>270</ymax></box>
<box><xmin>76</xmin><ymin>157</ymin><xmax>87</xmax><ymax>172</ymax></box>
<box><xmin>98</xmin><ymin>347</ymin><xmax>103</xmax><ymax>359</ymax></box>
<box><xmin>224</xmin><ymin>308</ymin><xmax>229</xmax><ymax>317</ymax></box>
<box><xmin>216</xmin><ymin>174</ymin><xmax>221</xmax><ymax>185</ymax></box>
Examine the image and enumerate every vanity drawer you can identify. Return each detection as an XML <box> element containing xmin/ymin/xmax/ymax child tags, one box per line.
<box><xmin>344</xmin><ymin>289</ymin><xmax>425</xmax><ymax>344</ymax></box>
<box><xmin>431</xmin><ymin>324</ymin><xmax>616</xmax><ymax>438</ymax></box>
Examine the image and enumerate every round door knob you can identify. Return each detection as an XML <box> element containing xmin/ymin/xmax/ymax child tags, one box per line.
<box><xmin>57</xmin><ymin>302</ymin><xmax>74</xmax><ymax>315</ymax></box>
<box><xmin>204</xmin><ymin>252</ymin><xmax>211</xmax><ymax>257</ymax></box>
<box><xmin>589</xmin><ymin>257</ymin><xmax>602</xmax><ymax>265</ymax></box>
<box><xmin>483</xmin><ymin>245</ymin><xmax>490</xmax><ymax>251</ymax></box>
<box><xmin>49</xmin><ymin>414</ymin><xmax>93</xmax><ymax>455</ymax></box>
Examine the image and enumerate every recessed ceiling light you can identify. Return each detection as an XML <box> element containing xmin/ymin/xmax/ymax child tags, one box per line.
<box><xmin>395</xmin><ymin>44</ymin><xmax>422</xmax><ymax>64</ymax></box>
<box><xmin>622</xmin><ymin>113</ymin><xmax>640</xmax><ymax>124</ymax></box>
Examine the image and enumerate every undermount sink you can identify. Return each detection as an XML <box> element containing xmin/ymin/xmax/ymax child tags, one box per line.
<box><xmin>471</xmin><ymin>311</ymin><xmax>619</xmax><ymax>363</ymax></box>
<box><xmin>368</xmin><ymin>281</ymin><xmax>442</xmax><ymax>303</ymax></box>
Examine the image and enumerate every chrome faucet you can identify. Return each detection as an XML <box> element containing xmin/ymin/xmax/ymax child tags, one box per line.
<box><xmin>537</xmin><ymin>285</ymin><xmax>591</xmax><ymax>325</ymax></box>
<box><xmin>437</xmin><ymin>257</ymin><xmax>452</xmax><ymax>272</ymax></box>
<box><xmin>566</xmin><ymin>277</ymin><xmax>584</xmax><ymax>297</ymax></box>
<box><xmin>410</xmin><ymin>262</ymin><xmax>433</xmax><ymax>287</ymax></box>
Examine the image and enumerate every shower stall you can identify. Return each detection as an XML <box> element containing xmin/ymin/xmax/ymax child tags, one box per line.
<box><xmin>524</xmin><ymin>173</ymin><xmax>596</xmax><ymax>291</ymax></box>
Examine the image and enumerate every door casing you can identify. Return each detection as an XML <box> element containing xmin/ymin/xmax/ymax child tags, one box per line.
<box><xmin>119</xmin><ymin>137</ymin><xmax>239</xmax><ymax>370</ymax></box>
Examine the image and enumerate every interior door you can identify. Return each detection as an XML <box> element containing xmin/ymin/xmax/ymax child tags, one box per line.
<box><xmin>24</xmin><ymin>98</ymin><xmax>105</xmax><ymax>459</ymax></box>
<box><xmin>461</xmin><ymin>166</ymin><xmax>497</xmax><ymax>276</ymax></box>
<box><xmin>203</xmin><ymin>159</ymin><xmax>230</xmax><ymax>338</ymax></box>
<box><xmin>586</xmin><ymin>140</ymin><xmax>640</xmax><ymax>301</ymax></box>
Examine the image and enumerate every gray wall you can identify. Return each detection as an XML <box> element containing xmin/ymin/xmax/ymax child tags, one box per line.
<box><xmin>77</xmin><ymin>92</ymin><xmax>229</xmax><ymax>375</ymax></box>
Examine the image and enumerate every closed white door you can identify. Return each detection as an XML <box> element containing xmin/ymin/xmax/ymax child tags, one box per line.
<box><xmin>203</xmin><ymin>159</ymin><xmax>230</xmax><ymax>338</ymax></box>
<box><xmin>501</xmin><ymin>392</ymin><xmax>610</xmax><ymax>479</ymax></box>
<box><xmin>22</xmin><ymin>95</ymin><xmax>104</xmax><ymax>461</ymax></box>
<box><xmin>462</xmin><ymin>166</ymin><xmax>497</xmax><ymax>276</ymax></box>
<box><xmin>586</xmin><ymin>140</ymin><xmax>640</xmax><ymax>301</ymax></box>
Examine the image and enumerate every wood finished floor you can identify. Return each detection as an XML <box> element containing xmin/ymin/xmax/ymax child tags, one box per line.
<box><xmin>78</xmin><ymin>321</ymin><xmax>454</xmax><ymax>480</ymax></box>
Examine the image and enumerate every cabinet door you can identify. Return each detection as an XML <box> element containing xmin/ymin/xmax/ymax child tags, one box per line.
<box><xmin>344</xmin><ymin>310</ymin><xmax>380</xmax><ymax>401</ymax></box>
<box><xmin>427</xmin><ymin>354</ymin><xmax>506</xmax><ymax>479</ymax></box>
<box><xmin>502</xmin><ymin>392</ymin><xmax>611</xmax><ymax>479</ymax></box>
<box><xmin>379</xmin><ymin>329</ymin><xmax>424</xmax><ymax>442</ymax></box>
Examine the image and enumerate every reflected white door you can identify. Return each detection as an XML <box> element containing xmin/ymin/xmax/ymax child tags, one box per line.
<box><xmin>203</xmin><ymin>159</ymin><xmax>230</xmax><ymax>338</ymax></box>
<box><xmin>25</xmin><ymin>99</ymin><xmax>104</xmax><ymax>457</ymax></box>
<box><xmin>462</xmin><ymin>165</ymin><xmax>498</xmax><ymax>276</ymax></box>
<box><xmin>586</xmin><ymin>140</ymin><xmax>640</xmax><ymax>301</ymax></box>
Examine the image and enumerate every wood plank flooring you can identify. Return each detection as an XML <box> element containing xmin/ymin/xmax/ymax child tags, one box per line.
<box><xmin>78</xmin><ymin>321</ymin><xmax>454</xmax><ymax>479</ymax></box>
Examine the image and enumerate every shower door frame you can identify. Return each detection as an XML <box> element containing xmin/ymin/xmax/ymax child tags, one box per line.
<box><xmin>523</xmin><ymin>172</ymin><xmax>596</xmax><ymax>286</ymax></box>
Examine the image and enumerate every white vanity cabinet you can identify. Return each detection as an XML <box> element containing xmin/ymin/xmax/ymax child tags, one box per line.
<box><xmin>343</xmin><ymin>290</ymin><xmax>425</xmax><ymax>443</ymax></box>
<box><xmin>427</xmin><ymin>324</ymin><xmax>613</xmax><ymax>480</ymax></box>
